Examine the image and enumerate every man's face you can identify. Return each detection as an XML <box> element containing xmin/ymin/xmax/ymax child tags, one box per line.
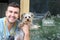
<box><xmin>6</xmin><ymin>6</ymin><xmax>19</xmax><ymax>23</ymax></box>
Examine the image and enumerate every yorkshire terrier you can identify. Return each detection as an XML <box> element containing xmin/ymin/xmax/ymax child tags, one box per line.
<box><xmin>14</xmin><ymin>12</ymin><xmax>40</xmax><ymax>40</ymax></box>
<box><xmin>18</xmin><ymin>12</ymin><xmax>40</xmax><ymax>30</ymax></box>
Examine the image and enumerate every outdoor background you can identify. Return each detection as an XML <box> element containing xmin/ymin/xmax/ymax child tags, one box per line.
<box><xmin>30</xmin><ymin>0</ymin><xmax>60</xmax><ymax>40</ymax></box>
<box><xmin>0</xmin><ymin>0</ymin><xmax>60</xmax><ymax>40</ymax></box>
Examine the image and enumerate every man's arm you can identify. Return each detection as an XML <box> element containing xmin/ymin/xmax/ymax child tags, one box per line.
<box><xmin>0</xmin><ymin>32</ymin><xmax>3</xmax><ymax>40</ymax></box>
<box><xmin>22</xmin><ymin>25</ymin><xmax>30</xmax><ymax>40</ymax></box>
<box><xmin>0</xmin><ymin>26</ymin><xmax>3</xmax><ymax>40</ymax></box>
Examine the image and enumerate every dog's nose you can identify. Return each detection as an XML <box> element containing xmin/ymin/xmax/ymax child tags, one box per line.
<box><xmin>27</xmin><ymin>19</ymin><xmax>29</xmax><ymax>21</ymax></box>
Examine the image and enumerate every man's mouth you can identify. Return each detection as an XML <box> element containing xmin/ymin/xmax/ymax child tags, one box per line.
<box><xmin>9</xmin><ymin>16</ymin><xmax>16</xmax><ymax>20</ymax></box>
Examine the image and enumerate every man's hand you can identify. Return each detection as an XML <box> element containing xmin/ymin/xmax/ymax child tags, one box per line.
<box><xmin>22</xmin><ymin>24</ymin><xmax>30</xmax><ymax>40</ymax></box>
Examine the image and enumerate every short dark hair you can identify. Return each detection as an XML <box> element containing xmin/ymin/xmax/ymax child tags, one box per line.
<box><xmin>8</xmin><ymin>2</ymin><xmax>20</xmax><ymax>9</ymax></box>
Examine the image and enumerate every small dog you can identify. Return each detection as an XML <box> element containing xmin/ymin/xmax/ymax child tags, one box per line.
<box><xmin>19</xmin><ymin>12</ymin><xmax>40</xmax><ymax>29</ymax></box>
<box><xmin>15</xmin><ymin>12</ymin><xmax>40</xmax><ymax>40</ymax></box>
<box><xmin>18</xmin><ymin>12</ymin><xmax>34</xmax><ymax>28</ymax></box>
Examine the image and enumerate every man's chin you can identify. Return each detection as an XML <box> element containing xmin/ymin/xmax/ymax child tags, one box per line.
<box><xmin>8</xmin><ymin>20</ymin><xmax>16</xmax><ymax>24</ymax></box>
<box><xmin>6</xmin><ymin>18</ymin><xmax>16</xmax><ymax>24</ymax></box>
<box><xmin>9</xmin><ymin>21</ymin><xmax>15</xmax><ymax>24</ymax></box>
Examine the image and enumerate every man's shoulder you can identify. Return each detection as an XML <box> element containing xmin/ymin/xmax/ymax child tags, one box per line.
<box><xmin>0</xmin><ymin>17</ymin><xmax>5</xmax><ymax>32</ymax></box>
<box><xmin>0</xmin><ymin>17</ymin><xmax>5</xmax><ymax>22</ymax></box>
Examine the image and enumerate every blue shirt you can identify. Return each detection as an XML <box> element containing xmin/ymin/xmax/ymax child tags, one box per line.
<box><xmin>0</xmin><ymin>17</ymin><xmax>24</xmax><ymax>40</ymax></box>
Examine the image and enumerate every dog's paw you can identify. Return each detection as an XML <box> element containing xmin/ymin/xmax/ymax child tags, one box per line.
<box><xmin>30</xmin><ymin>25</ymin><xmax>41</xmax><ymax>30</ymax></box>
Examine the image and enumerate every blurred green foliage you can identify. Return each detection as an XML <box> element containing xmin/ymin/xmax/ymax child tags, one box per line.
<box><xmin>30</xmin><ymin>17</ymin><xmax>60</xmax><ymax>40</ymax></box>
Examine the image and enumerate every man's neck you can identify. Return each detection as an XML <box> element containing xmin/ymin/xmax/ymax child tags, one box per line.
<box><xmin>6</xmin><ymin>18</ymin><xmax>15</xmax><ymax>31</ymax></box>
<box><xmin>8</xmin><ymin>23</ymin><xmax>13</xmax><ymax>31</ymax></box>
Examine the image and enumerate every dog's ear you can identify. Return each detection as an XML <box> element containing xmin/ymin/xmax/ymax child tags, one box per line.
<box><xmin>30</xmin><ymin>12</ymin><xmax>34</xmax><ymax>17</ymax></box>
<box><xmin>21</xmin><ymin>13</ymin><xmax>26</xmax><ymax>19</ymax></box>
<box><xmin>31</xmin><ymin>14</ymin><xmax>34</xmax><ymax>17</ymax></box>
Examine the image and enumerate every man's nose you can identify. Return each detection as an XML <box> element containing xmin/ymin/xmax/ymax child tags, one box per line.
<box><xmin>11</xmin><ymin>13</ymin><xmax>15</xmax><ymax>16</ymax></box>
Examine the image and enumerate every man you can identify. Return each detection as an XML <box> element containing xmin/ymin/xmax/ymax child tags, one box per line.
<box><xmin>0</xmin><ymin>2</ymin><xmax>30</xmax><ymax>40</ymax></box>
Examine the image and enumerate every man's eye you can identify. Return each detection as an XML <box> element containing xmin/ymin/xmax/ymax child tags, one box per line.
<box><xmin>14</xmin><ymin>12</ymin><xmax>18</xmax><ymax>14</ymax></box>
<box><xmin>9</xmin><ymin>11</ymin><xmax>12</xmax><ymax>13</ymax></box>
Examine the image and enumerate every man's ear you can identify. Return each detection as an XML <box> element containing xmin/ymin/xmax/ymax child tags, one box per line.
<box><xmin>18</xmin><ymin>13</ymin><xmax>20</xmax><ymax>20</ymax></box>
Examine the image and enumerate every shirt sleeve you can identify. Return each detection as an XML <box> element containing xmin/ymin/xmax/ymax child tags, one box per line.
<box><xmin>0</xmin><ymin>27</ymin><xmax>3</xmax><ymax>40</ymax></box>
<box><xmin>0</xmin><ymin>18</ymin><xmax>4</xmax><ymax>40</ymax></box>
<box><xmin>0</xmin><ymin>31</ymin><xmax>3</xmax><ymax>40</ymax></box>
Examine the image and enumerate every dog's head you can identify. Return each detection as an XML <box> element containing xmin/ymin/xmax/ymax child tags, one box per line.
<box><xmin>21</xmin><ymin>12</ymin><xmax>34</xmax><ymax>24</ymax></box>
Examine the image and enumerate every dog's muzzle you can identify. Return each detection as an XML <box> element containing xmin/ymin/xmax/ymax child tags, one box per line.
<box><xmin>27</xmin><ymin>19</ymin><xmax>29</xmax><ymax>21</ymax></box>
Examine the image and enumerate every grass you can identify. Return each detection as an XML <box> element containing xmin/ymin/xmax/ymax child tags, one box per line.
<box><xmin>30</xmin><ymin>17</ymin><xmax>60</xmax><ymax>40</ymax></box>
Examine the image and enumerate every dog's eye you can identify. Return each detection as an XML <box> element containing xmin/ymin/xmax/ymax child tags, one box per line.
<box><xmin>25</xmin><ymin>17</ymin><xmax>27</xmax><ymax>18</ymax></box>
<box><xmin>29</xmin><ymin>16</ymin><xmax>31</xmax><ymax>18</ymax></box>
